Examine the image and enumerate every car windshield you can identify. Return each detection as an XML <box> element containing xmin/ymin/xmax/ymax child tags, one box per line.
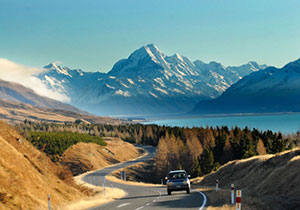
<box><xmin>168</xmin><ymin>172</ymin><xmax>187</xmax><ymax>180</ymax></box>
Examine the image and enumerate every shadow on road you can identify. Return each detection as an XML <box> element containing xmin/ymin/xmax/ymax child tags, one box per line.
<box><xmin>151</xmin><ymin>192</ymin><xmax>204</xmax><ymax>208</ymax></box>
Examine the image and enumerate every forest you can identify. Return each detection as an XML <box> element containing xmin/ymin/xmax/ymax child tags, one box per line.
<box><xmin>17</xmin><ymin>120</ymin><xmax>300</xmax><ymax>179</ymax></box>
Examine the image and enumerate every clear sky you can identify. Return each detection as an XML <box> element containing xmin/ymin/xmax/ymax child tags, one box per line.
<box><xmin>1</xmin><ymin>0</ymin><xmax>300</xmax><ymax>72</ymax></box>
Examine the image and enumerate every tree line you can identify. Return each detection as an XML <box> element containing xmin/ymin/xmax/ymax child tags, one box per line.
<box><xmin>16</xmin><ymin>120</ymin><xmax>300</xmax><ymax>180</ymax></box>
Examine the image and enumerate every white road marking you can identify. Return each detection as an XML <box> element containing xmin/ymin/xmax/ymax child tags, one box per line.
<box><xmin>134</xmin><ymin>189</ymin><xmax>162</xmax><ymax>210</ymax></box>
<box><xmin>117</xmin><ymin>203</ymin><xmax>131</xmax><ymax>208</ymax></box>
<box><xmin>196</xmin><ymin>190</ymin><xmax>207</xmax><ymax>210</ymax></box>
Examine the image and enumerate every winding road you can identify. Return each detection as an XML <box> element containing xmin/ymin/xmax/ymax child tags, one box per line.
<box><xmin>82</xmin><ymin>145</ymin><xmax>207</xmax><ymax>210</ymax></box>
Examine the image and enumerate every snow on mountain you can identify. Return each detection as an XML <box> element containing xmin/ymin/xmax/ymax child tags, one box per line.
<box><xmin>38</xmin><ymin>44</ymin><xmax>266</xmax><ymax>116</ymax></box>
<box><xmin>192</xmin><ymin>58</ymin><xmax>300</xmax><ymax>114</ymax></box>
<box><xmin>39</xmin><ymin>63</ymin><xmax>106</xmax><ymax>104</ymax></box>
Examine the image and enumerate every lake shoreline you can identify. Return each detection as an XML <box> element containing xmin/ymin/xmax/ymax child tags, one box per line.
<box><xmin>143</xmin><ymin>112</ymin><xmax>300</xmax><ymax>134</ymax></box>
<box><xmin>144</xmin><ymin>112</ymin><xmax>300</xmax><ymax>122</ymax></box>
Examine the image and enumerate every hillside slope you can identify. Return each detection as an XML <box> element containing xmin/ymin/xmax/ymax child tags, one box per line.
<box><xmin>0</xmin><ymin>79</ymin><xmax>82</xmax><ymax>113</ymax></box>
<box><xmin>197</xmin><ymin>148</ymin><xmax>300</xmax><ymax>209</ymax></box>
<box><xmin>0</xmin><ymin>121</ymin><xmax>85</xmax><ymax>210</ymax></box>
<box><xmin>60</xmin><ymin>137</ymin><xmax>140</xmax><ymax>176</ymax></box>
<box><xmin>0</xmin><ymin>99</ymin><xmax>124</xmax><ymax>125</ymax></box>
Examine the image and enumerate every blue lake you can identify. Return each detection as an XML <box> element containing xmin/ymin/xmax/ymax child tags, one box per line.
<box><xmin>145</xmin><ymin>114</ymin><xmax>300</xmax><ymax>134</ymax></box>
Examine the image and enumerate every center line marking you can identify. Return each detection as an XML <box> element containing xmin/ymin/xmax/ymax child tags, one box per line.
<box><xmin>117</xmin><ymin>203</ymin><xmax>131</xmax><ymax>208</ymax></box>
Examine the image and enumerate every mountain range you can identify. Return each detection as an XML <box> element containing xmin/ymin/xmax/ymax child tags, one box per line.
<box><xmin>38</xmin><ymin>44</ymin><xmax>267</xmax><ymax>116</ymax></box>
<box><xmin>192</xmin><ymin>58</ymin><xmax>300</xmax><ymax>114</ymax></box>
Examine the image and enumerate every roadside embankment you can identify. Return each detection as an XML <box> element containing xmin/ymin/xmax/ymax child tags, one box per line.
<box><xmin>60</xmin><ymin>137</ymin><xmax>141</xmax><ymax>176</ymax></box>
<box><xmin>0</xmin><ymin>121</ymin><xmax>88</xmax><ymax>210</ymax></box>
<box><xmin>193</xmin><ymin>148</ymin><xmax>300</xmax><ymax>210</ymax></box>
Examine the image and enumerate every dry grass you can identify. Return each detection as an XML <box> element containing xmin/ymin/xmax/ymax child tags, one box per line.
<box><xmin>0</xmin><ymin>121</ymin><xmax>143</xmax><ymax>210</ymax></box>
<box><xmin>106</xmin><ymin>174</ymin><xmax>163</xmax><ymax>187</ymax></box>
<box><xmin>62</xmin><ymin>186</ymin><xmax>126</xmax><ymax>210</ymax></box>
<box><xmin>0</xmin><ymin>121</ymin><xmax>87</xmax><ymax>210</ymax></box>
<box><xmin>0</xmin><ymin>99</ymin><xmax>125</xmax><ymax>125</ymax></box>
<box><xmin>195</xmin><ymin>187</ymin><xmax>263</xmax><ymax>210</ymax></box>
<box><xmin>196</xmin><ymin>148</ymin><xmax>300</xmax><ymax>210</ymax></box>
<box><xmin>60</xmin><ymin>137</ymin><xmax>140</xmax><ymax>176</ymax></box>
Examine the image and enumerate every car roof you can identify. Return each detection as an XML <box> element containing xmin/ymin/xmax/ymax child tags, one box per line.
<box><xmin>168</xmin><ymin>170</ymin><xmax>186</xmax><ymax>174</ymax></box>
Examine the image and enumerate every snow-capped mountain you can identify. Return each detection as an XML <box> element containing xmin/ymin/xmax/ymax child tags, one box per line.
<box><xmin>38</xmin><ymin>44</ymin><xmax>266</xmax><ymax>116</ymax></box>
<box><xmin>38</xmin><ymin>63</ymin><xmax>105</xmax><ymax>102</ymax></box>
<box><xmin>192</xmin><ymin>58</ymin><xmax>300</xmax><ymax>114</ymax></box>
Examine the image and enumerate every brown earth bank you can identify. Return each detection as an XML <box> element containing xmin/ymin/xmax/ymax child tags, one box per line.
<box><xmin>192</xmin><ymin>148</ymin><xmax>300</xmax><ymax>210</ymax></box>
<box><xmin>0</xmin><ymin>121</ymin><xmax>88</xmax><ymax>210</ymax></box>
<box><xmin>60</xmin><ymin>137</ymin><xmax>141</xmax><ymax>176</ymax></box>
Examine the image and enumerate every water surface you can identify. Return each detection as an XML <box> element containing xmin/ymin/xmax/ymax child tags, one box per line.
<box><xmin>145</xmin><ymin>114</ymin><xmax>300</xmax><ymax>134</ymax></box>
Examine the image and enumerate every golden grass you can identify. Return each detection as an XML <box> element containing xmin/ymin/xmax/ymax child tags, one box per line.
<box><xmin>197</xmin><ymin>147</ymin><xmax>300</xmax><ymax>210</ymax></box>
<box><xmin>0</xmin><ymin>121</ymin><xmax>139</xmax><ymax>210</ymax></box>
<box><xmin>61</xmin><ymin>143</ymin><xmax>151</xmax><ymax>209</ymax></box>
<box><xmin>62</xmin><ymin>187</ymin><xmax>126</xmax><ymax>210</ymax></box>
<box><xmin>106</xmin><ymin>174</ymin><xmax>163</xmax><ymax>187</ymax></box>
<box><xmin>0</xmin><ymin>99</ymin><xmax>124</xmax><ymax>125</ymax></box>
<box><xmin>61</xmin><ymin>138</ymin><xmax>140</xmax><ymax>176</ymax></box>
<box><xmin>0</xmin><ymin>121</ymin><xmax>86</xmax><ymax>210</ymax></box>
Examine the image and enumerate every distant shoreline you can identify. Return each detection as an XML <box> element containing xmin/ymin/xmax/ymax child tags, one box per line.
<box><xmin>143</xmin><ymin>112</ymin><xmax>300</xmax><ymax>123</ymax></box>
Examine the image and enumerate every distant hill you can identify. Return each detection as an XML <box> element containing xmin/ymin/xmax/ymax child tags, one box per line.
<box><xmin>0</xmin><ymin>79</ymin><xmax>126</xmax><ymax>124</ymax></box>
<box><xmin>0</xmin><ymin>79</ymin><xmax>83</xmax><ymax>113</ymax></box>
<box><xmin>0</xmin><ymin>99</ymin><xmax>125</xmax><ymax>124</ymax></box>
<box><xmin>196</xmin><ymin>148</ymin><xmax>300</xmax><ymax>209</ymax></box>
<box><xmin>38</xmin><ymin>44</ymin><xmax>266</xmax><ymax>116</ymax></box>
<box><xmin>191</xmin><ymin>58</ymin><xmax>300</xmax><ymax>114</ymax></box>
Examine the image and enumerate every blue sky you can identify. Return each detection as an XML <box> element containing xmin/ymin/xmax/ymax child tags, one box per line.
<box><xmin>0</xmin><ymin>0</ymin><xmax>300</xmax><ymax>72</ymax></box>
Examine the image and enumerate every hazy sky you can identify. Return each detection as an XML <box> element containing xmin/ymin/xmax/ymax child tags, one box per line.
<box><xmin>1</xmin><ymin>0</ymin><xmax>300</xmax><ymax>72</ymax></box>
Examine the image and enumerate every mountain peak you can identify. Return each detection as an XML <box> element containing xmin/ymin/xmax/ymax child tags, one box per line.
<box><xmin>130</xmin><ymin>44</ymin><xmax>162</xmax><ymax>57</ymax></box>
<box><xmin>282</xmin><ymin>57</ymin><xmax>300</xmax><ymax>72</ymax></box>
<box><xmin>43</xmin><ymin>63</ymin><xmax>72</xmax><ymax>77</ymax></box>
<box><xmin>145</xmin><ymin>43</ymin><xmax>158</xmax><ymax>49</ymax></box>
<box><xmin>44</xmin><ymin>62</ymin><xmax>59</xmax><ymax>69</ymax></box>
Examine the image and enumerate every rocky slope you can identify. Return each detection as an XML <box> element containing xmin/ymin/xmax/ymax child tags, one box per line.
<box><xmin>192</xmin><ymin>58</ymin><xmax>300</xmax><ymax>114</ymax></box>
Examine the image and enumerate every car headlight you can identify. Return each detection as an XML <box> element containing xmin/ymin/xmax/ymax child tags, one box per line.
<box><xmin>183</xmin><ymin>180</ymin><xmax>188</xmax><ymax>184</ymax></box>
<box><xmin>168</xmin><ymin>181</ymin><xmax>174</xmax><ymax>185</ymax></box>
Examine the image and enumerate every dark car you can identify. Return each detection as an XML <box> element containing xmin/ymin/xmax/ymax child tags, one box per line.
<box><xmin>166</xmin><ymin>170</ymin><xmax>191</xmax><ymax>195</ymax></box>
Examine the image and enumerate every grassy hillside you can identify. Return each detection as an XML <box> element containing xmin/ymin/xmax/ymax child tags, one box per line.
<box><xmin>0</xmin><ymin>121</ymin><xmax>139</xmax><ymax>209</ymax></box>
<box><xmin>0</xmin><ymin>121</ymin><xmax>89</xmax><ymax>210</ymax></box>
<box><xmin>195</xmin><ymin>148</ymin><xmax>300</xmax><ymax>210</ymax></box>
<box><xmin>61</xmin><ymin>137</ymin><xmax>140</xmax><ymax>176</ymax></box>
<box><xmin>0</xmin><ymin>99</ymin><xmax>125</xmax><ymax>125</ymax></box>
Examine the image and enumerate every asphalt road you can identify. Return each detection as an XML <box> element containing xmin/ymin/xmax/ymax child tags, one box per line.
<box><xmin>82</xmin><ymin>145</ymin><xmax>207</xmax><ymax>210</ymax></box>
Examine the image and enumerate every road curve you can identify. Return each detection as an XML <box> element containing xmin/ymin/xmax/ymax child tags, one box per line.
<box><xmin>82</xmin><ymin>145</ymin><xmax>207</xmax><ymax>210</ymax></box>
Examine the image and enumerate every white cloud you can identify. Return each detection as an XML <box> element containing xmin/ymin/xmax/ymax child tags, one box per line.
<box><xmin>0</xmin><ymin>58</ymin><xmax>70</xmax><ymax>102</ymax></box>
